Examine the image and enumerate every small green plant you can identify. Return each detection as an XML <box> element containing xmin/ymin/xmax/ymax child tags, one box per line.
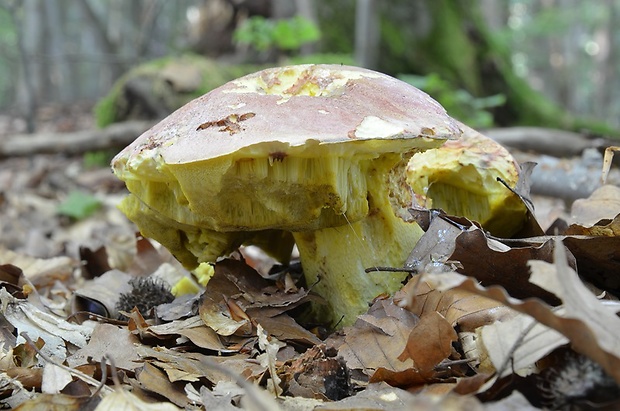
<box><xmin>234</xmin><ymin>15</ymin><xmax>320</xmax><ymax>53</ymax></box>
<box><xmin>57</xmin><ymin>191</ymin><xmax>102</xmax><ymax>220</ymax></box>
<box><xmin>399</xmin><ymin>73</ymin><xmax>506</xmax><ymax>128</ymax></box>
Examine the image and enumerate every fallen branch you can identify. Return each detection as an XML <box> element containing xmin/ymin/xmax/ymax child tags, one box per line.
<box><xmin>483</xmin><ymin>127</ymin><xmax>606</xmax><ymax>157</ymax></box>
<box><xmin>0</xmin><ymin>120</ymin><xmax>154</xmax><ymax>157</ymax></box>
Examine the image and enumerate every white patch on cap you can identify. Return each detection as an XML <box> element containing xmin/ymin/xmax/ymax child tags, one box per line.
<box><xmin>354</xmin><ymin>116</ymin><xmax>406</xmax><ymax>139</ymax></box>
<box><xmin>228</xmin><ymin>102</ymin><xmax>246</xmax><ymax>109</ymax></box>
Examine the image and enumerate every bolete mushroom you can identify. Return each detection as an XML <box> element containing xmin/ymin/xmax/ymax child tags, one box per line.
<box><xmin>112</xmin><ymin>64</ymin><xmax>462</xmax><ymax>325</ymax></box>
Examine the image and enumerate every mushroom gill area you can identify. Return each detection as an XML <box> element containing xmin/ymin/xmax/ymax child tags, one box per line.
<box><xmin>116</xmin><ymin>137</ymin><xmax>439</xmax><ymax>269</ymax></box>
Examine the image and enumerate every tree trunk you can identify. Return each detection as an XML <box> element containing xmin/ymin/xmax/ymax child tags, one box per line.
<box><xmin>14</xmin><ymin>0</ymin><xmax>40</xmax><ymax>133</ymax></box>
<box><xmin>354</xmin><ymin>0</ymin><xmax>379</xmax><ymax>69</ymax></box>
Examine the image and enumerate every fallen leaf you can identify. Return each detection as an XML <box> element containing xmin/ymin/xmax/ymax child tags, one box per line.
<box><xmin>562</xmin><ymin>215</ymin><xmax>620</xmax><ymax>291</ymax></box>
<box><xmin>0</xmin><ymin>247</ymin><xmax>75</xmax><ymax>287</ymax></box>
<box><xmin>450</xmin><ymin>228</ymin><xmax>561</xmax><ymax>303</ymax></box>
<box><xmin>405</xmin><ymin>214</ymin><xmax>561</xmax><ymax>303</ymax></box>
<box><xmin>12</xmin><ymin>392</ymin><xmax>98</xmax><ymax>410</ymax></box>
<box><xmin>337</xmin><ymin>299</ymin><xmax>421</xmax><ymax>386</ymax></box>
<box><xmin>95</xmin><ymin>385</ymin><xmax>181</xmax><ymax>410</ymax></box>
<box><xmin>529</xmin><ymin>239</ymin><xmax>620</xmax><ymax>371</ymax></box>
<box><xmin>571</xmin><ymin>185</ymin><xmax>620</xmax><ymax>226</ymax></box>
<box><xmin>315</xmin><ymin>381</ymin><xmax>485</xmax><ymax>410</ymax></box>
<box><xmin>147</xmin><ymin>316</ymin><xmax>228</xmax><ymax>352</ymax></box>
<box><xmin>397</xmin><ymin>311</ymin><xmax>457</xmax><ymax>374</ymax></box>
<box><xmin>41</xmin><ymin>363</ymin><xmax>73</xmax><ymax>394</ymax></box>
<box><xmin>0</xmin><ymin>288</ymin><xmax>93</xmax><ymax>363</ymax></box>
<box><xmin>198</xmin><ymin>263</ymin><xmax>251</xmax><ymax>337</ymax></box>
<box><xmin>478</xmin><ymin>310</ymin><xmax>568</xmax><ymax>378</ymax></box>
<box><xmin>256</xmin><ymin>324</ymin><xmax>285</xmax><ymax>396</ymax></box>
<box><xmin>67</xmin><ymin>323</ymin><xmax>142</xmax><ymax>372</ymax></box>
<box><xmin>135</xmin><ymin>345</ymin><xmax>262</xmax><ymax>386</ymax></box>
<box><xmin>217</xmin><ymin>259</ymin><xmax>311</xmax><ymax>309</ymax></box>
<box><xmin>422</xmin><ymin>242</ymin><xmax>620</xmax><ymax>384</ymax></box>
<box><xmin>135</xmin><ymin>362</ymin><xmax>189</xmax><ymax>408</ymax></box>
<box><xmin>192</xmin><ymin>382</ymin><xmax>239</xmax><ymax>410</ymax></box>
<box><xmin>248</xmin><ymin>312</ymin><xmax>322</xmax><ymax>346</ymax></box>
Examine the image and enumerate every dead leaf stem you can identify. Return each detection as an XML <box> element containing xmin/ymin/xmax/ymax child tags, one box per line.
<box><xmin>20</xmin><ymin>331</ymin><xmax>114</xmax><ymax>395</ymax></box>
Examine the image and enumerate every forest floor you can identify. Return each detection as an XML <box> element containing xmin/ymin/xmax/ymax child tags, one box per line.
<box><xmin>1</xmin><ymin>105</ymin><xmax>619</xmax><ymax>410</ymax></box>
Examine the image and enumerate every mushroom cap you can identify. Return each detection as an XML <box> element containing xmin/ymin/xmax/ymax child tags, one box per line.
<box><xmin>113</xmin><ymin>64</ymin><xmax>461</xmax><ymax>178</ymax></box>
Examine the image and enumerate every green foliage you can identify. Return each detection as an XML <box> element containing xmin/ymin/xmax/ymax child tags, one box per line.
<box><xmin>234</xmin><ymin>15</ymin><xmax>320</xmax><ymax>52</ymax></box>
<box><xmin>273</xmin><ymin>16</ymin><xmax>321</xmax><ymax>50</ymax></box>
<box><xmin>234</xmin><ymin>16</ymin><xmax>274</xmax><ymax>51</ymax></box>
<box><xmin>400</xmin><ymin>73</ymin><xmax>506</xmax><ymax>128</ymax></box>
<box><xmin>57</xmin><ymin>191</ymin><xmax>102</xmax><ymax>220</ymax></box>
<box><xmin>83</xmin><ymin>150</ymin><xmax>114</xmax><ymax>169</ymax></box>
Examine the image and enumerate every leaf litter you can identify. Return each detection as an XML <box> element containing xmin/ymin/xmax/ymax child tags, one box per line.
<box><xmin>1</xmin><ymin>151</ymin><xmax>620</xmax><ymax>410</ymax></box>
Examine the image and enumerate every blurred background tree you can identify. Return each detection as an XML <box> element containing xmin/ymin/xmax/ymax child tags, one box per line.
<box><xmin>0</xmin><ymin>0</ymin><xmax>618</xmax><ymax>135</ymax></box>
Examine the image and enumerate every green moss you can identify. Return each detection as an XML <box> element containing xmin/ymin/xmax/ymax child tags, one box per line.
<box><xmin>94</xmin><ymin>54</ymin><xmax>263</xmax><ymax>128</ymax></box>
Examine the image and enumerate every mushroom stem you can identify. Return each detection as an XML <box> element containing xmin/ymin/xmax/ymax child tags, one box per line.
<box><xmin>292</xmin><ymin>152</ymin><xmax>424</xmax><ymax>326</ymax></box>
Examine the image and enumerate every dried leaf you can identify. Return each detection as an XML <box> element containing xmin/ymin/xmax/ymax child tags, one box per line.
<box><xmin>398</xmin><ymin>278</ymin><xmax>509</xmax><ymax>331</ymax></box>
<box><xmin>12</xmin><ymin>392</ymin><xmax>98</xmax><ymax>410</ymax></box>
<box><xmin>257</xmin><ymin>324</ymin><xmax>285</xmax><ymax>396</ymax></box>
<box><xmin>571</xmin><ymin>185</ymin><xmax>620</xmax><ymax>226</ymax></box>
<box><xmin>0</xmin><ymin>247</ymin><xmax>75</xmax><ymax>286</ymax></box>
<box><xmin>41</xmin><ymin>363</ymin><xmax>73</xmax><ymax>394</ymax></box>
<box><xmin>198</xmin><ymin>264</ymin><xmax>251</xmax><ymax>336</ymax></box>
<box><xmin>135</xmin><ymin>345</ymin><xmax>261</xmax><ymax>387</ymax></box>
<box><xmin>217</xmin><ymin>259</ymin><xmax>311</xmax><ymax>309</ymax></box>
<box><xmin>95</xmin><ymin>386</ymin><xmax>181</xmax><ymax>410</ymax></box>
<box><xmin>248</xmin><ymin>312</ymin><xmax>322</xmax><ymax>346</ymax></box>
<box><xmin>479</xmin><ymin>310</ymin><xmax>568</xmax><ymax>378</ymax></box>
<box><xmin>450</xmin><ymin>228</ymin><xmax>561</xmax><ymax>303</ymax></box>
<box><xmin>315</xmin><ymin>381</ymin><xmax>485</xmax><ymax>410</ymax></box>
<box><xmin>562</xmin><ymin>215</ymin><xmax>620</xmax><ymax>291</ymax></box>
<box><xmin>135</xmin><ymin>362</ymin><xmax>189</xmax><ymax>408</ymax></box>
<box><xmin>423</xmin><ymin>243</ymin><xmax>620</xmax><ymax>384</ymax></box>
<box><xmin>406</xmin><ymin>214</ymin><xmax>560</xmax><ymax>303</ymax></box>
<box><xmin>0</xmin><ymin>289</ymin><xmax>92</xmax><ymax>363</ymax></box>
<box><xmin>531</xmin><ymin>240</ymin><xmax>620</xmax><ymax>365</ymax></box>
<box><xmin>79</xmin><ymin>245</ymin><xmax>111</xmax><ymax>279</ymax></box>
<box><xmin>67</xmin><ymin>323</ymin><xmax>142</xmax><ymax>372</ymax></box>
<box><xmin>397</xmin><ymin>311</ymin><xmax>457</xmax><ymax>374</ymax></box>
<box><xmin>146</xmin><ymin>315</ymin><xmax>229</xmax><ymax>351</ymax></box>
<box><xmin>193</xmin><ymin>383</ymin><xmax>239</xmax><ymax>410</ymax></box>
<box><xmin>339</xmin><ymin>299</ymin><xmax>418</xmax><ymax>371</ymax></box>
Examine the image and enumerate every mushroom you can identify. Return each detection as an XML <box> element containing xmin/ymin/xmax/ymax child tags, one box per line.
<box><xmin>407</xmin><ymin>122</ymin><xmax>527</xmax><ymax>238</ymax></box>
<box><xmin>112</xmin><ymin>64</ymin><xmax>462</xmax><ymax>325</ymax></box>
